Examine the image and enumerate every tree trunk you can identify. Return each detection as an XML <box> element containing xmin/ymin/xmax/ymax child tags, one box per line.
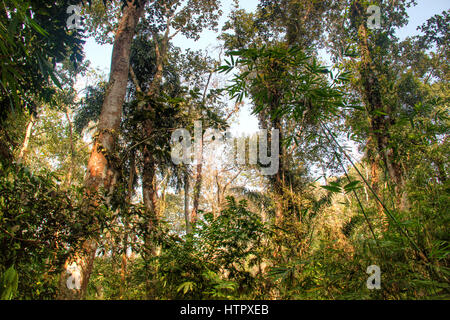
<box><xmin>58</xmin><ymin>0</ymin><xmax>146</xmax><ymax>300</ymax></box>
<box><xmin>140</xmin><ymin>29</ymin><xmax>170</xmax><ymax>229</ymax></box>
<box><xmin>85</xmin><ymin>0</ymin><xmax>145</xmax><ymax>196</ymax></box>
<box><xmin>17</xmin><ymin>113</ymin><xmax>36</xmax><ymax>165</ymax></box>
<box><xmin>142</xmin><ymin>142</ymin><xmax>158</xmax><ymax>226</ymax></box>
<box><xmin>272</xmin><ymin>118</ymin><xmax>285</xmax><ymax>224</ymax></box>
<box><xmin>58</xmin><ymin>239</ymin><xmax>97</xmax><ymax>300</ymax></box>
<box><xmin>369</xmin><ymin>150</ymin><xmax>388</xmax><ymax>228</ymax></box>
<box><xmin>191</xmin><ymin>134</ymin><xmax>203</xmax><ymax>224</ymax></box>
<box><xmin>65</xmin><ymin>108</ymin><xmax>76</xmax><ymax>187</ymax></box>
<box><xmin>191</xmin><ymin>68</ymin><xmax>213</xmax><ymax>223</ymax></box>
<box><xmin>138</xmin><ymin>23</ymin><xmax>171</xmax><ymax>300</ymax></box>
<box><xmin>215</xmin><ymin>172</ymin><xmax>222</xmax><ymax>216</ymax></box>
<box><xmin>184</xmin><ymin>170</ymin><xmax>192</xmax><ymax>233</ymax></box>
<box><xmin>142</xmin><ymin>136</ymin><xmax>159</xmax><ymax>299</ymax></box>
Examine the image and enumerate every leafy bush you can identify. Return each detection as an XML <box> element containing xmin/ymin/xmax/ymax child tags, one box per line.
<box><xmin>0</xmin><ymin>163</ymin><xmax>93</xmax><ymax>299</ymax></box>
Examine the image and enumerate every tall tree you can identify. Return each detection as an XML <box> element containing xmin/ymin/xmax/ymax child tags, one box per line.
<box><xmin>59</xmin><ymin>0</ymin><xmax>147</xmax><ymax>300</ymax></box>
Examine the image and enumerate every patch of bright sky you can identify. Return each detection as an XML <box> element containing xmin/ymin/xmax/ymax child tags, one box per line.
<box><xmin>81</xmin><ymin>0</ymin><xmax>449</xmax><ymax>138</ymax></box>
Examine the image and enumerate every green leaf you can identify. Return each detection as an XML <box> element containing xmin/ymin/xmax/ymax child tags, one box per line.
<box><xmin>320</xmin><ymin>185</ymin><xmax>342</xmax><ymax>193</ymax></box>
<box><xmin>0</xmin><ymin>266</ymin><xmax>19</xmax><ymax>300</ymax></box>
<box><xmin>344</xmin><ymin>181</ymin><xmax>361</xmax><ymax>192</ymax></box>
<box><xmin>177</xmin><ymin>281</ymin><xmax>195</xmax><ymax>295</ymax></box>
<box><xmin>346</xmin><ymin>105</ymin><xmax>365</xmax><ymax>111</ymax></box>
<box><xmin>373</xmin><ymin>110</ymin><xmax>388</xmax><ymax>116</ymax></box>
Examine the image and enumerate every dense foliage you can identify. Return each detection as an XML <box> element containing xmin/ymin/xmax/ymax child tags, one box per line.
<box><xmin>0</xmin><ymin>0</ymin><xmax>448</xmax><ymax>300</ymax></box>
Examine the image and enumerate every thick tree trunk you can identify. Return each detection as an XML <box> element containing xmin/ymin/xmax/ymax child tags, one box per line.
<box><xmin>85</xmin><ymin>0</ymin><xmax>145</xmax><ymax>195</ymax></box>
<box><xmin>58</xmin><ymin>0</ymin><xmax>146</xmax><ymax>300</ymax></box>
<box><xmin>58</xmin><ymin>239</ymin><xmax>97</xmax><ymax>300</ymax></box>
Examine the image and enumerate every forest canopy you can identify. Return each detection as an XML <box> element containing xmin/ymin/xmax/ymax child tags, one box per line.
<box><xmin>0</xmin><ymin>0</ymin><xmax>448</xmax><ymax>300</ymax></box>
